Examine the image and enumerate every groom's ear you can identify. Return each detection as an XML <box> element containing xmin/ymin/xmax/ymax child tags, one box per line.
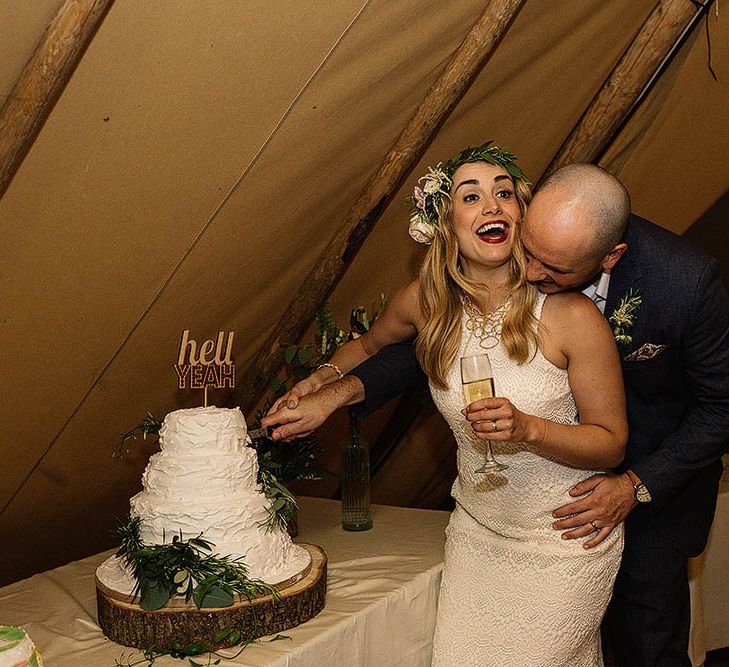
<box><xmin>602</xmin><ymin>243</ymin><xmax>628</xmax><ymax>272</ymax></box>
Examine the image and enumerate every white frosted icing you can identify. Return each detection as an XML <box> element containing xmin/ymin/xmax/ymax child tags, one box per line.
<box><xmin>141</xmin><ymin>448</ymin><xmax>259</xmax><ymax>499</ymax></box>
<box><xmin>111</xmin><ymin>406</ymin><xmax>309</xmax><ymax>586</ymax></box>
<box><xmin>95</xmin><ymin>555</ymin><xmax>138</xmax><ymax>594</ymax></box>
<box><xmin>0</xmin><ymin>627</ymin><xmax>43</xmax><ymax>666</ymax></box>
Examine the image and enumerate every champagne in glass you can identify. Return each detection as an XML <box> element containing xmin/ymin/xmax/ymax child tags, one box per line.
<box><xmin>460</xmin><ymin>354</ymin><xmax>507</xmax><ymax>473</ymax></box>
<box><xmin>463</xmin><ymin>376</ymin><xmax>495</xmax><ymax>405</ymax></box>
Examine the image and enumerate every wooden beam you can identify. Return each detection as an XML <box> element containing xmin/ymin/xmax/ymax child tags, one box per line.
<box><xmin>0</xmin><ymin>0</ymin><xmax>115</xmax><ymax>199</ymax></box>
<box><xmin>234</xmin><ymin>0</ymin><xmax>527</xmax><ymax>413</ymax></box>
<box><xmin>543</xmin><ymin>0</ymin><xmax>706</xmax><ymax>177</ymax></box>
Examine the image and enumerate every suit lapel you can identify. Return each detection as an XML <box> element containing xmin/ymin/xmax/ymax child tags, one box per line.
<box><xmin>605</xmin><ymin>219</ymin><xmax>643</xmax><ymax>321</ymax></box>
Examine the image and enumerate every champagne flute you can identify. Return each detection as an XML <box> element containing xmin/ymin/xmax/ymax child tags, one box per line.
<box><xmin>461</xmin><ymin>354</ymin><xmax>507</xmax><ymax>473</ymax></box>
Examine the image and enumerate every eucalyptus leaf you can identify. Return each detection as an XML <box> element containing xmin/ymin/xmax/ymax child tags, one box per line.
<box><xmin>197</xmin><ymin>585</ymin><xmax>234</xmax><ymax>609</ymax></box>
<box><xmin>213</xmin><ymin>627</ymin><xmax>231</xmax><ymax>643</ymax></box>
<box><xmin>140</xmin><ymin>581</ymin><xmax>172</xmax><ymax>611</ymax></box>
<box><xmin>182</xmin><ymin>642</ymin><xmax>207</xmax><ymax>654</ymax></box>
<box><xmin>229</xmin><ymin>628</ymin><xmax>241</xmax><ymax>645</ymax></box>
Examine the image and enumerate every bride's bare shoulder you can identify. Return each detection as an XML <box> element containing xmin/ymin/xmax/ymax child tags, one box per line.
<box><xmin>389</xmin><ymin>278</ymin><xmax>421</xmax><ymax>305</ymax></box>
<box><xmin>384</xmin><ymin>278</ymin><xmax>424</xmax><ymax>326</ymax></box>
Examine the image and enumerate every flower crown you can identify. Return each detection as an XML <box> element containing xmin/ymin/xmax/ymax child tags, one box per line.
<box><xmin>408</xmin><ymin>140</ymin><xmax>529</xmax><ymax>244</ymax></box>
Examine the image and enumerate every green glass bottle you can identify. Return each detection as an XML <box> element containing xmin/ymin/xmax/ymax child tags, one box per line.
<box><xmin>341</xmin><ymin>409</ymin><xmax>373</xmax><ymax>531</ymax></box>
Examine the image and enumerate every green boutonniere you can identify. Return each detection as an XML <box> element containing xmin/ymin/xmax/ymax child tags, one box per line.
<box><xmin>609</xmin><ymin>289</ymin><xmax>642</xmax><ymax>354</ymax></box>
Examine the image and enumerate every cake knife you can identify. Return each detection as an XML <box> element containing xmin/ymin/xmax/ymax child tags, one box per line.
<box><xmin>248</xmin><ymin>426</ymin><xmax>270</xmax><ymax>441</ymax></box>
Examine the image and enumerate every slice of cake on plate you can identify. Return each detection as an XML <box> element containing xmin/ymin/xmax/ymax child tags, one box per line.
<box><xmin>0</xmin><ymin>626</ymin><xmax>43</xmax><ymax>667</ymax></box>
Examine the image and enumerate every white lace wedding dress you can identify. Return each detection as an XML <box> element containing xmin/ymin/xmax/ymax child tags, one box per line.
<box><xmin>429</xmin><ymin>293</ymin><xmax>623</xmax><ymax>666</ymax></box>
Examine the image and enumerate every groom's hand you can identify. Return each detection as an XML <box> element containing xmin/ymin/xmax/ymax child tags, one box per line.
<box><xmin>551</xmin><ymin>473</ymin><xmax>637</xmax><ymax>549</ymax></box>
<box><xmin>261</xmin><ymin>375</ymin><xmax>365</xmax><ymax>440</ymax></box>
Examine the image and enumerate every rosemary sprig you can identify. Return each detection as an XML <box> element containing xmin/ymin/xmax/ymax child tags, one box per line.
<box><xmin>113</xmin><ymin>413</ymin><xmax>162</xmax><ymax>460</ymax></box>
<box><xmin>609</xmin><ymin>289</ymin><xmax>642</xmax><ymax>355</ymax></box>
<box><xmin>257</xmin><ymin>467</ymin><xmax>298</xmax><ymax>532</ymax></box>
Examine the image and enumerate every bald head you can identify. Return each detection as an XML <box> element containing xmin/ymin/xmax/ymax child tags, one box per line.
<box><xmin>538</xmin><ymin>164</ymin><xmax>630</xmax><ymax>258</ymax></box>
<box><xmin>521</xmin><ymin>164</ymin><xmax>631</xmax><ymax>294</ymax></box>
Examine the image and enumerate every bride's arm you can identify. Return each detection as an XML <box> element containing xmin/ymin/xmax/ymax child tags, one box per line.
<box><xmin>466</xmin><ymin>292</ymin><xmax>627</xmax><ymax>469</ymax></box>
<box><xmin>267</xmin><ymin>280</ymin><xmax>420</xmax><ymax>415</ymax></box>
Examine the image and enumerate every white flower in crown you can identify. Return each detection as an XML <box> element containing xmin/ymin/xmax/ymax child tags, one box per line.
<box><xmin>409</xmin><ymin>211</ymin><xmax>436</xmax><ymax>244</ymax></box>
<box><xmin>408</xmin><ymin>164</ymin><xmax>451</xmax><ymax>245</ymax></box>
<box><xmin>420</xmin><ymin>163</ymin><xmax>450</xmax><ymax>195</ymax></box>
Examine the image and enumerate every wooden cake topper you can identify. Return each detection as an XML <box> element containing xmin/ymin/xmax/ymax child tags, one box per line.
<box><xmin>173</xmin><ymin>329</ymin><xmax>235</xmax><ymax>406</ymax></box>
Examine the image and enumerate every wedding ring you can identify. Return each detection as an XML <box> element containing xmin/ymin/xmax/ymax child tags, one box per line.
<box><xmin>590</xmin><ymin>521</ymin><xmax>599</xmax><ymax>531</ymax></box>
<box><xmin>491</xmin><ymin>420</ymin><xmax>499</xmax><ymax>433</ymax></box>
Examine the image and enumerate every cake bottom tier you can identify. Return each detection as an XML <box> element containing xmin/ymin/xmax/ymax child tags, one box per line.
<box><xmin>96</xmin><ymin>543</ymin><xmax>326</xmax><ymax>651</ymax></box>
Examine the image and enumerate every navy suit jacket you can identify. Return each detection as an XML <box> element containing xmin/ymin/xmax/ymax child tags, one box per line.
<box><xmin>351</xmin><ymin>215</ymin><xmax>729</xmax><ymax>557</ymax></box>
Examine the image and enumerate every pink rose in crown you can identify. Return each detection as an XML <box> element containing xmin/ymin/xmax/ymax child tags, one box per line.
<box><xmin>413</xmin><ymin>186</ymin><xmax>426</xmax><ymax>210</ymax></box>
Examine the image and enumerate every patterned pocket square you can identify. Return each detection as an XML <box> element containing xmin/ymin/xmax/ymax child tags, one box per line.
<box><xmin>624</xmin><ymin>343</ymin><xmax>668</xmax><ymax>362</ymax></box>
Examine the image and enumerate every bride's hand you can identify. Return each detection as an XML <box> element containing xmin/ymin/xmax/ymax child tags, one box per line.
<box><xmin>262</xmin><ymin>390</ymin><xmax>337</xmax><ymax>440</ymax></box>
<box><xmin>462</xmin><ymin>397</ymin><xmax>545</xmax><ymax>444</ymax></box>
<box><xmin>267</xmin><ymin>365</ymin><xmax>341</xmax><ymax>414</ymax></box>
<box><xmin>268</xmin><ymin>376</ymin><xmax>320</xmax><ymax>414</ymax></box>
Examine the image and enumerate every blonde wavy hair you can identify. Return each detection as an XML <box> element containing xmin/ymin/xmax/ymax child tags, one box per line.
<box><xmin>415</xmin><ymin>174</ymin><xmax>539</xmax><ymax>389</ymax></box>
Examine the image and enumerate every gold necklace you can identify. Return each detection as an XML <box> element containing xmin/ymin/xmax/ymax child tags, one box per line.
<box><xmin>462</xmin><ymin>293</ymin><xmax>510</xmax><ymax>350</ymax></box>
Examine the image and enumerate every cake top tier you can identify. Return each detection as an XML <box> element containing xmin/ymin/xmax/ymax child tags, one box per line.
<box><xmin>159</xmin><ymin>406</ymin><xmax>250</xmax><ymax>454</ymax></box>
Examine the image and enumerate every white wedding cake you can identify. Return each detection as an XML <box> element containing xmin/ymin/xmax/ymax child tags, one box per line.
<box><xmin>96</xmin><ymin>406</ymin><xmax>310</xmax><ymax>594</ymax></box>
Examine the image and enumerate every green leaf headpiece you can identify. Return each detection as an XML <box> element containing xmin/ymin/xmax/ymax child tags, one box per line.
<box><xmin>408</xmin><ymin>140</ymin><xmax>529</xmax><ymax>244</ymax></box>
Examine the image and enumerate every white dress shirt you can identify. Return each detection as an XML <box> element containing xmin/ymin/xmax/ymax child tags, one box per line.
<box><xmin>581</xmin><ymin>271</ymin><xmax>611</xmax><ymax>314</ymax></box>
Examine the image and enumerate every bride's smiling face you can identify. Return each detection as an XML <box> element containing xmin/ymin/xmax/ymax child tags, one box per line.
<box><xmin>449</xmin><ymin>162</ymin><xmax>522</xmax><ymax>274</ymax></box>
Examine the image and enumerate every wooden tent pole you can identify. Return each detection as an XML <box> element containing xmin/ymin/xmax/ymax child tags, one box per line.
<box><xmin>233</xmin><ymin>0</ymin><xmax>526</xmax><ymax>413</ymax></box>
<box><xmin>543</xmin><ymin>0</ymin><xmax>707</xmax><ymax>177</ymax></box>
<box><xmin>0</xmin><ymin>0</ymin><xmax>115</xmax><ymax>199</ymax></box>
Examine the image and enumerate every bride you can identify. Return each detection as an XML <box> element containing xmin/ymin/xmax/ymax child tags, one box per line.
<box><xmin>264</xmin><ymin>140</ymin><xmax>627</xmax><ymax>666</ymax></box>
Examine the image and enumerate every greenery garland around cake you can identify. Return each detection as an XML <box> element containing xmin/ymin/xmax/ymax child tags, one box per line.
<box><xmin>115</xmin><ymin>623</ymin><xmax>289</xmax><ymax>667</ymax></box>
<box><xmin>115</xmin><ymin>517</ymin><xmax>278</xmax><ymax>611</ymax></box>
<box><xmin>113</xmin><ymin>518</ymin><xmax>290</xmax><ymax>666</ymax></box>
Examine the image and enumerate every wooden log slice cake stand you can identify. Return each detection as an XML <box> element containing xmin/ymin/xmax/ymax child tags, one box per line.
<box><xmin>96</xmin><ymin>543</ymin><xmax>326</xmax><ymax>650</ymax></box>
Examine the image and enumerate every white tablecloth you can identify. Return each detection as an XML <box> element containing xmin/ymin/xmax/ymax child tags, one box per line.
<box><xmin>2</xmin><ymin>488</ymin><xmax>728</xmax><ymax>667</ymax></box>
<box><xmin>0</xmin><ymin>498</ymin><xmax>448</xmax><ymax>666</ymax></box>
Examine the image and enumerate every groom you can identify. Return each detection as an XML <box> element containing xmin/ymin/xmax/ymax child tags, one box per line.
<box><xmin>262</xmin><ymin>164</ymin><xmax>729</xmax><ymax>666</ymax></box>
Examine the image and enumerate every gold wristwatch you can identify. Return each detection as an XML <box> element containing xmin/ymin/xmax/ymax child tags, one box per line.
<box><xmin>626</xmin><ymin>469</ymin><xmax>652</xmax><ymax>504</ymax></box>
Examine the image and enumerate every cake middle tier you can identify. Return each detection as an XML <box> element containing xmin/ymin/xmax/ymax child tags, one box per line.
<box><xmin>141</xmin><ymin>449</ymin><xmax>259</xmax><ymax>499</ymax></box>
